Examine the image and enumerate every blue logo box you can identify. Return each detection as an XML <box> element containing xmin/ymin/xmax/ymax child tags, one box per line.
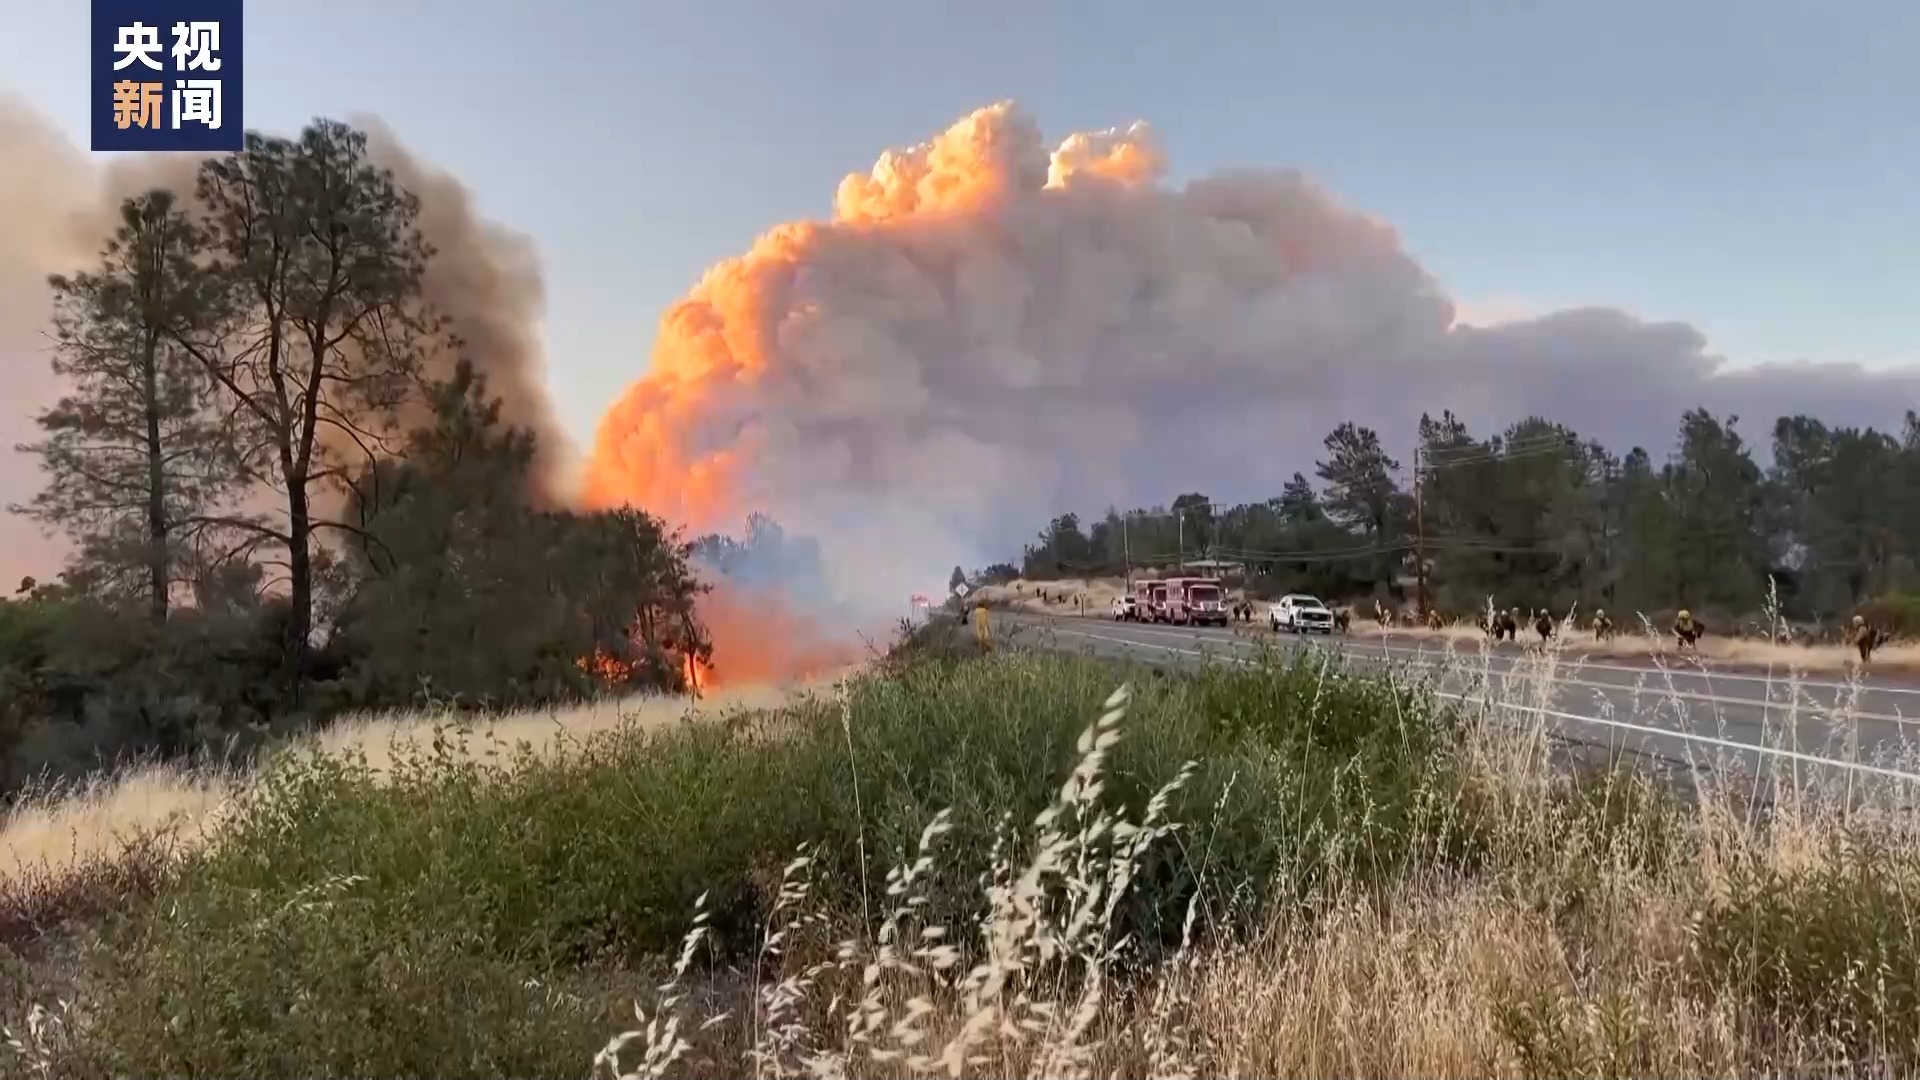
<box><xmin>91</xmin><ymin>0</ymin><xmax>244</xmax><ymax>152</ymax></box>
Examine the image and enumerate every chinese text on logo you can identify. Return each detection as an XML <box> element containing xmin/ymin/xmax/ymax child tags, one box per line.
<box><xmin>92</xmin><ymin>0</ymin><xmax>244</xmax><ymax>152</ymax></box>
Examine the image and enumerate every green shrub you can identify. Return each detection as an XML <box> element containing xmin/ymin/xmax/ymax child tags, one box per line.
<box><xmin>1855</xmin><ymin>593</ymin><xmax>1920</xmax><ymax>639</ymax></box>
<box><xmin>1696</xmin><ymin>834</ymin><xmax>1920</xmax><ymax>1059</ymax></box>
<box><xmin>44</xmin><ymin>648</ymin><xmax>1480</xmax><ymax>1077</ymax></box>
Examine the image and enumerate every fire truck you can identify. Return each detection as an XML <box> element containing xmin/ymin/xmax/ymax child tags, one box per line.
<box><xmin>1162</xmin><ymin>576</ymin><xmax>1229</xmax><ymax>626</ymax></box>
<box><xmin>1132</xmin><ymin>579</ymin><xmax>1170</xmax><ymax>623</ymax></box>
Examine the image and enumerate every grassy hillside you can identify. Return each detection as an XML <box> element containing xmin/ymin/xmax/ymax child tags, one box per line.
<box><xmin>3</xmin><ymin>626</ymin><xmax>1918</xmax><ymax>1078</ymax></box>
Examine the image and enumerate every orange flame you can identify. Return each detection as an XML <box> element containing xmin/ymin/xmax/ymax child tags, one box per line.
<box><xmin>574</xmin><ymin>648</ymin><xmax>634</xmax><ymax>683</ymax></box>
<box><xmin>693</xmin><ymin>582</ymin><xmax>858</xmax><ymax>689</ymax></box>
<box><xmin>684</xmin><ymin>652</ymin><xmax>714</xmax><ymax>694</ymax></box>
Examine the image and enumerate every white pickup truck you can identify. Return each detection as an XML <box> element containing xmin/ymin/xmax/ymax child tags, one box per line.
<box><xmin>1269</xmin><ymin>594</ymin><xmax>1335</xmax><ymax>634</ymax></box>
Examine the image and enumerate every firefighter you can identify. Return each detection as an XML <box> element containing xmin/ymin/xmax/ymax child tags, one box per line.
<box><xmin>1425</xmin><ymin>608</ymin><xmax>1444</xmax><ymax>631</ymax></box>
<box><xmin>1498</xmin><ymin>608</ymin><xmax>1519</xmax><ymax>643</ymax></box>
<box><xmin>972</xmin><ymin>603</ymin><xmax>992</xmax><ymax>650</ymax></box>
<box><xmin>1591</xmin><ymin>608</ymin><xmax>1614</xmax><ymax>641</ymax></box>
<box><xmin>1673</xmin><ymin>609</ymin><xmax>1703</xmax><ymax>650</ymax></box>
<box><xmin>1533</xmin><ymin>608</ymin><xmax>1554</xmax><ymax>643</ymax></box>
<box><xmin>1851</xmin><ymin>614</ymin><xmax>1884</xmax><ymax>664</ymax></box>
<box><xmin>1374</xmin><ymin>599</ymin><xmax>1393</xmax><ymax>628</ymax></box>
<box><xmin>1334</xmin><ymin>608</ymin><xmax>1352</xmax><ymax>634</ymax></box>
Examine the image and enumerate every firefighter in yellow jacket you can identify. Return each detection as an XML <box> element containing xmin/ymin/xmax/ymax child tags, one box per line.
<box><xmin>1851</xmin><ymin>614</ymin><xmax>1884</xmax><ymax>664</ymax></box>
<box><xmin>972</xmin><ymin>603</ymin><xmax>992</xmax><ymax>649</ymax></box>
<box><xmin>1591</xmin><ymin>608</ymin><xmax>1614</xmax><ymax>641</ymax></box>
<box><xmin>1673</xmin><ymin>609</ymin><xmax>1703</xmax><ymax>650</ymax></box>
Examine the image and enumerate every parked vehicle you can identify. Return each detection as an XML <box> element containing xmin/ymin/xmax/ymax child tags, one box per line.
<box><xmin>1152</xmin><ymin>576</ymin><xmax>1229</xmax><ymax>627</ymax></box>
<box><xmin>1112</xmin><ymin>595</ymin><xmax>1139</xmax><ymax>621</ymax></box>
<box><xmin>1270</xmin><ymin>593</ymin><xmax>1336</xmax><ymax>634</ymax></box>
<box><xmin>1176</xmin><ymin>577</ymin><xmax>1230</xmax><ymax>627</ymax></box>
<box><xmin>1134</xmin><ymin>580</ymin><xmax>1171</xmax><ymax>623</ymax></box>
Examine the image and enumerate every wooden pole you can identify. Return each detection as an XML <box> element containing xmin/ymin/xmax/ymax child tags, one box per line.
<box><xmin>1414</xmin><ymin>444</ymin><xmax>1429</xmax><ymax>620</ymax></box>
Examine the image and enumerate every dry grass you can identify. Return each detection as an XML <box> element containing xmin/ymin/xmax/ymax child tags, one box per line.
<box><xmin>9</xmin><ymin>607</ymin><xmax>1920</xmax><ymax>1077</ymax></box>
<box><xmin>971</xmin><ymin>578</ymin><xmax>1132</xmax><ymax>614</ymax></box>
<box><xmin>590</xmin><ymin>625</ymin><xmax>1920</xmax><ymax>1079</ymax></box>
<box><xmin>0</xmin><ymin>672</ymin><xmax>853</xmax><ymax>894</ymax></box>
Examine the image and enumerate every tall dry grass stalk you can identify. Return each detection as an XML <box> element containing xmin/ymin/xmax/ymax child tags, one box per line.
<box><xmin>598</xmin><ymin>684</ymin><xmax>1209</xmax><ymax>1080</ymax></box>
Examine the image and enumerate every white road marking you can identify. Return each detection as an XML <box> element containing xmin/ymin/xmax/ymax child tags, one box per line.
<box><xmin>1047</xmin><ymin>615</ymin><xmax>1920</xmax><ymax>698</ymax></box>
<box><xmin>1041</xmin><ymin>625</ymin><xmax>1920</xmax><ymax>784</ymax></box>
<box><xmin>1082</xmin><ymin>623</ymin><xmax>1915</xmax><ymax>723</ymax></box>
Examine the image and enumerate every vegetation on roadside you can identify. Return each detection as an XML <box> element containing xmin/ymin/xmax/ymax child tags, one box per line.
<box><xmin>1011</xmin><ymin>413</ymin><xmax>1920</xmax><ymax>638</ymax></box>
<box><xmin>3</xmin><ymin>630</ymin><xmax>1917</xmax><ymax>1078</ymax></box>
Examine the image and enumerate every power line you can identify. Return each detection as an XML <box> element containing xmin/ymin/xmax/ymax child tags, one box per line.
<box><xmin>1423</xmin><ymin>430</ymin><xmax>1572</xmax><ymax>458</ymax></box>
<box><xmin>1418</xmin><ymin>439</ymin><xmax>1579</xmax><ymax>473</ymax></box>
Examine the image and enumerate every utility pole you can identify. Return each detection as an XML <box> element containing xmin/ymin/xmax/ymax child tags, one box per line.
<box><xmin>1414</xmin><ymin>443</ymin><xmax>1429</xmax><ymax>620</ymax></box>
<box><xmin>1122</xmin><ymin>512</ymin><xmax>1131</xmax><ymax>582</ymax></box>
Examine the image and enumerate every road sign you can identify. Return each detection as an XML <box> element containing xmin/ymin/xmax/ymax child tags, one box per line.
<box><xmin>952</xmin><ymin>582</ymin><xmax>970</xmax><ymax>598</ymax></box>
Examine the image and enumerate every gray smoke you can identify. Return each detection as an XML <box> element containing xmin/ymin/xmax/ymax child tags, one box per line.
<box><xmin>0</xmin><ymin>97</ymin><xmax>574</xmax><ymax>584</ymax></box>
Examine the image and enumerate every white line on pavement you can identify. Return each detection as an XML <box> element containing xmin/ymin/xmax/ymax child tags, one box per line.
<box><xmin>1040</xmin><ymin>623</ymin><xmax>1912</xmax><ymax>721</ymax></box>
<box><xmin>1037</xmin><ymin>615</ymin><xmax>1920</xmax><ymax>698</ymax></box>
<box><xmin>1041</xmin><ymin>625</ymin><xmax>1920</xmax><ymax>784</ymax></box>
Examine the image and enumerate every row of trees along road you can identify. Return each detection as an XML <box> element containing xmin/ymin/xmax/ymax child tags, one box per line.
<box><xmin>1</xmin><ymin>121</ymin><xmax>710</xmax><ymax>797</ymax></box>
<box><xmin>1012</xmin><ymin>408</ymin><xmax>1920</xmax><ymax>630</ymax></box>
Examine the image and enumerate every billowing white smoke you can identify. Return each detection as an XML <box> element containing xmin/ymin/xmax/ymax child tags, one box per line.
<box><xmin>586</xmin><ymin>100</ymin><xmax>1920</xmax><ymax>621</ymax></box>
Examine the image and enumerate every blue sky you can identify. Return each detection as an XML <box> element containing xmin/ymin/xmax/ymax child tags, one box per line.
<box><xmin>3</xmin><ymin>0</ymin><xmax>1915</xmax><ymax>446</ymax></box>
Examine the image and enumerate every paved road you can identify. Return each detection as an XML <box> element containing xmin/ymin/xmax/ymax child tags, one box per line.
<box><xmin>989</xmin><ymin>611</ymin><xmax>1920</xmax><ymax>791</ymax></box>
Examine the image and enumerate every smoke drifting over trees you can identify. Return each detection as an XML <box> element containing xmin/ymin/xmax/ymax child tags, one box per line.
<box><xmin>0</xmin><ymin>97</ymin><xmax>571</xmax><ymax>588</ymax></box>
<box><xmin>585</xmin><ymin>101</ymin><xmax>1920</xmax><ymax>619</ymax></box>
<box><xmin>0</xmin><ymin>110</ymin><xmax>707</xmax><ymax>794</ymax></box>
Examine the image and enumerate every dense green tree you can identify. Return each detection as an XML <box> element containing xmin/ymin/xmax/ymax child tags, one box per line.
<box><xmin>12</xmin><ymin>191</ymin><xmax>239</xmax><ymax>624</ymax></box>
<box><xmin>1768</xmin><ymin>416</ymin><xmax>1909</xmax><ymax>614</ymax></box>
<box><xmin>1316</xmin><ymin>424</ymin><xmax>1402</xmax><ymax>538</ymax></box>
<box><xmin>1022</xmin><ymin>513</ymin><xmax>1098</xmax><ymax>577</ymax></box>
<box><xmin>1660</xmin><ymin>410</ymin><xmax>1769</xmax><ymax>611</ymax></box>
<box><xmin>1316</xmin><ymin>423</ymin><xmax>1406</xmax><ymax>591</ymax></box>
<box><xmin>168</xmin><ymin>120</ymin><xmax>437</xmax><ymax>672</ymax></box>
<box><xmin>333</xmin><ymin>362</ymin><xmax>708</xmax><ymax>706</ymax></box>
<box><xmin>1169</xmin><ymin>492</ymin><xmax>1216</xmax><ymax>557</ymax></box>
<box><xmin>1278</xmin><ymin>472</ymin><xmax>1322</xmax><ymax>524</ymax></box>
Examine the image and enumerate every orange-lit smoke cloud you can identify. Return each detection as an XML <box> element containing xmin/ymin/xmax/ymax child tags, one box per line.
<box><xmin>586</xmin><ymin>100</ymin><xmax>1920</xmax><ymax>633</ymax></box>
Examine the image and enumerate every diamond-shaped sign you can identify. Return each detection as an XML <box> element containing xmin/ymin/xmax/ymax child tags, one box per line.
<box><xmin>952</xmin><ymin>582</ymin><xmax>970</xmax><ymax>598</ymax></box>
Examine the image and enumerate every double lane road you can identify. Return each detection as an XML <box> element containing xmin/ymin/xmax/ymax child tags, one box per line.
<box><xmin>989</xmin><ymin>610</ymin><xmax>1920</xmax><ymax>790</ymax></box>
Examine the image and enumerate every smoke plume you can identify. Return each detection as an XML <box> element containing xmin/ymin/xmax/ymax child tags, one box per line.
<box><xmin>0</xmin><ymin>96</ymin><xmax>571</xmax><ymax>587</ymax></box>
<box><xmin>0</xmin><ymin>97</ymin><xmax>100</xmax><ymax>589</ymax></box>
<box><xmin>585</xmin><ymin>101</ymin><xmax>1920</xmax><ymax>625</ymax></box>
